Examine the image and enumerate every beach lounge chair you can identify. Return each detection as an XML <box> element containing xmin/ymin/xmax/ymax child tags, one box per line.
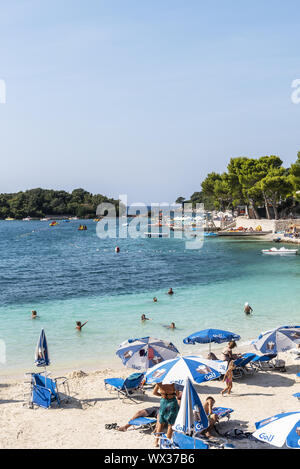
<box><xmin>104</xmin><ymin>372</ymin><xmax>145</xmax><ymax>403</ymax></box>
<box><xmin>249</xmin><ymin>353</ymin><xmax>277</xmax><ymax>372</ymax></box>
<box><xmin>25</xmin><ymin>372</ymin><xmax>70</xmax><ymax>409</ymax></box>
<box><xmin>128</xmin><ymin>416</ymin><xmax>157</xmax><ymax>431</ymax></box>
<box><xmin>158</xmin><ymin>431</ymin><xmax>209</xmax><ymax>449</ymax></box>
<box><xmin>212</xmin><ymin>406</ymin><xmax>234</xmax><ymax>422</ymax></box>
<box><xmin>233</xmin><ymin>353</ymin><xmax>257</xmax><ymax>379</ymax></box>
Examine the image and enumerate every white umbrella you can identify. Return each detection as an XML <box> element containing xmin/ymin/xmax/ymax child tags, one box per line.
<box><xmin>253</xmin><ymin>412</ymin><xmax>300</xmax><ymax>448</ymax></box>
<box><xmin>253</xmin><ymin>325</ymin><xmax>300</xmax><ymax>354</ymax></box>
<box><xmin>145</xmin><ymin>355</ymin><xmax>224</xmax><ymax>385</ymax></box>
<box><xmin>173</xmin><ymin>377</ymin><xmax>209</xmax><ymax>435</ymax></box>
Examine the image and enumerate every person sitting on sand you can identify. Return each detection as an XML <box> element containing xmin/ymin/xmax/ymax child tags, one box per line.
<box><xmin>167</xmin><ymin>288</ymin><xmax>174</xmax><ymax>295</ymax></box>
<box><xmin>207</xmin><ymin>352</ymin><xmax>218</xmax><ymax>360</ymax></box>
<box><xmin>76</xmin><ymin>321</ymin><xmax>88</xmax><ymax>331</ymax></box>
<box><xmin>221</xmin><ymin>360</ymin><xmax>235</xmax><ymax>395</ymax></box>
<box><xmin>117</xmin><ymin>406</ymin><xmax>160</xmax><ymax>432</ymax></box>
<box><xmin>244</xmin><ymin>302</ymin><xmax>253</xmax><ymax>315</ymax></box>
<box><xmin>201</xmin><ymin>396</ymin><xmax>219</xmax><ymax>438</ymax></box>
<box><xmin>31</xmin><ymin>310</ymin><xmax>39</xmax><ymax>319</ymax></box>
<box><xmin>153</xmin><ymin>382</ymin><xmax>181</xmax><ymax>447</ymax></box>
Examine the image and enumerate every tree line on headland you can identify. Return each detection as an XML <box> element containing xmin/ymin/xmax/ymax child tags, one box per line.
<box><xmin>177</xmin><ymin>153</ymin><xmax>300</xmax><ymax>219</ymax></box>
<box><xmin>0</xmin><ymin>188</ymin><xmax>120</xmax><ymax>219</ymax></box>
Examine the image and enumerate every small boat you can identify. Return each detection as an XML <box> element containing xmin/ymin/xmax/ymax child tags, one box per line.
<box><xmin>204</xmin><ymin>232</ymin><xmax>218</xmax><ymax>237</ymax></box>
<box><xmin>40</xmin><ymin>218</ymin><xmax>50</xmax><ymax>221</ymax></box>
<box><xmin>49</xmin><ymin>221</ymin><xmax>59</xmax><ymax>226</ymax></box>
<box><xmin>5</xmin><ymin>217</ymin><xmax>15</xmax><ymax>221</ymax></box>
<box><xmin>262</xmin><ymin>247</ymin><xmax>298</xmax><ymax>255</ymax></box>
<box><xmin>22</xmin><ymin>216</ymin><xmax>32</xmax><ymax>221</ymax></box>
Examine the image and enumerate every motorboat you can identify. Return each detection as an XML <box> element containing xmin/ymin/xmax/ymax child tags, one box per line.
<box><xmin>262</xmin><ymin>247</ymin><xmax>298</xmax><ymax>255</ymax></box>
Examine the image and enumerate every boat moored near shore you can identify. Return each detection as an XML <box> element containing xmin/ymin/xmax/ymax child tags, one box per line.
<box><xmin>262</xmin><ymin>247</ymin><xmax>298</xmax><ymax>255</ymax></box>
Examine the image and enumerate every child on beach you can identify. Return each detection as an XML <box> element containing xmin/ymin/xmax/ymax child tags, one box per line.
<box><xmin>221</xmin><ymin>361</ymin><xmax>235</xmax><ymax>395</ymax></box>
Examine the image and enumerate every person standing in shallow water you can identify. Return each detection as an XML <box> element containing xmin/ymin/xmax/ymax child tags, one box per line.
<box><xmin>76</xmin><ymin>321</ymin><xmax>88</xmax><ymax>331</ymax></box>
<box><xmin>244</xmin><ymin>302</ymin><xmax>253</xmax><ymax>315</ymax></box>
<box><xmin>31</xmin><ymin>310</ymin><xmax>39</xmax><ymax>319</ymax></box>
<box><xmin>167</xmin><ymin>288</ymin><xmax>174</xmax><ymax>295</ymax></box>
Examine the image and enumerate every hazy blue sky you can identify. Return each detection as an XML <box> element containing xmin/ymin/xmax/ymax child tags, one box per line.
<box><xmin>1</xmin><ymin>0</ymin><xmax>300</xmax><ymax>203</ymax></box>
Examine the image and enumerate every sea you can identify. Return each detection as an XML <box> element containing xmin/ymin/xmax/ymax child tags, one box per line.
<box><xmin>0</xmin><ymin>219</ymin><xmax>299</xmax><ymax>375</ymax></box>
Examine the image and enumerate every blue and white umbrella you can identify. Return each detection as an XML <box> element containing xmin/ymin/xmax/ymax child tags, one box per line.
<box><xmin>183</xmin><ymin>328</ymin><xmax>240</xmax><ymax>351</ymax></box>
<box><xmin>253</xmin><ymin>412</ymin><xmax>300</xmax><ymax>448</ymax></box>
<box><xmin>116</xmin><ymin>337</ymin><xmax>179</xmax><ymax>371</ymax></box>
<box><xmin>173</xmin><ymin>377</ymin><xmax>209</xmax><ymax>435</ymax></box>
<box><xmin>253</xmin><ymin>325</ymin><xmax>300</xmax><ymax>354</ymax></box>
<box><xmin>34</xmin><ymin>329</ymin><xmax>50</xmax><ymax>367</ymax></box>
<box><xmin>145</xmin><ymin>355</ymin><xmax>224</xmax><ymax>386</ymax></box>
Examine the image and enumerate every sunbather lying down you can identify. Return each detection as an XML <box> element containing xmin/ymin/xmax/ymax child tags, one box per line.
<box><xmin>118</xmin><ymin>406</ymin><xmax>159</xmax><ymax>432</ymax></box>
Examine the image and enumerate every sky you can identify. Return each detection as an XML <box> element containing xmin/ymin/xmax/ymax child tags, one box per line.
<box><xmin>0</xmin><ymin>0</ymin><xmax>300</xmax><ymax>203</ymax></box>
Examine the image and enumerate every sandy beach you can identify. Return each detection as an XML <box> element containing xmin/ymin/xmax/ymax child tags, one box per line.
<box><xmin>1</xmin><ymin>347</ymin><xmax>299</xmax><ymax>450</ymax></box>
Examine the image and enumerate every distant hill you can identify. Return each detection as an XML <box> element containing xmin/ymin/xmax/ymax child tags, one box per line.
<box><xmin>0</xmin><ymin>188</ymin><xmax>121</xmax><ymax>219</ymax></box>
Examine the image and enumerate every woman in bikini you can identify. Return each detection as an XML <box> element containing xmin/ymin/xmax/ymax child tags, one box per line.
<box><xmin>153</xmin><ymin>382</ymin><xmax>181</xmax><ymax>447</ymax></box>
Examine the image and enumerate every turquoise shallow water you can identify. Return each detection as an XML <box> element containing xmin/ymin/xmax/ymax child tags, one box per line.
<box><xmin>0</xmin><ymin>220</ymin><xmax>300</xmax><ymax>374</ymax></box>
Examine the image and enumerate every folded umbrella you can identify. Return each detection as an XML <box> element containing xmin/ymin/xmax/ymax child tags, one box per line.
<box><xmin>173</xmin><ymin>377</ymin><xmax>209</xmax><ymax>435</ymax></box>
<box><xmin>34</xmin><ymin>329</ymin><xmax>50</xmax><ymax>367</ymax></box>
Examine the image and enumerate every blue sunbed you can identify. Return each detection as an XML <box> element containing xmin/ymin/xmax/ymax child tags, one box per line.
<box><xmin>233</xmin><ymin>353</ymin><xmax>257</xmax><ymax>378</ymax></box>
<box><xmin>104</xmin><ymin>372</ymin><xmax>145</xmax><ymax>403</ymax></box>
<box><xmin>128</xmin><ymin>416</ymin><xmax>157</xmax><ymax>430</ymax></box>
<box><xmin>249</xmin><ymin>353</ymin><xmax>277</xmax><ymax>371</ymax></box>
<box><xmin>212</xmin><ymin>406</ymin><xmax>234</xmax><ymax>421</ymax></box>
<box><xmin>159</xmin><ymin>431</ymin><xmax>209</xmax><ymax>449</ymax></box>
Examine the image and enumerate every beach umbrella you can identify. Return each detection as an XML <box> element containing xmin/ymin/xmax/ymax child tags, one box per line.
<box><xmin>34</xmin><ymin>329</ymin><xmax>50</xmax><ymax>367</ymax></box>
<box><xmin>253</xmin><ymin>412</ymin><xmax>300</xmax><ymax>448</ymax></box>
<box><xmin>183</xmin><ymin>328</ymin><xmax>241</xmax><ymax>352</ymax></box>
<box><xmin>145</xmin><ymin>355</ymin><xmax>223</xmax><ymax>386</ymax></box>
<box><xmin>253</xmin><ymin>325</ymin><xmax>300</xmax><ymax>355</ymax></box>
<box><xmin>116</xmin><ymin>337</ymin><xmax>179</xmax><ymax>371</ymax></box>
<box><xmin>173</xmin><ymin>377</ymin><xmax>209</xmax><ymax>435</ymax></box>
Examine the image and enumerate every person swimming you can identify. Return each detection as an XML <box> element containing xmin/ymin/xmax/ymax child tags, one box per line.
<box><xmin>167</xmin><ymin>288</ymin><xmax>174</xmax><ymax>295</ymax></box>
<box><xmin>153</xmin><ymin>297</ymin><xmax>158</xmax><ymax>302</ymax></box>
<box><xmin>141</xmin><ymin>314</ymin><xmax>150</xmax><ymax>322</ymax></box>
<box><xmin>76</xmin><ymin>320</ymin><xmax>88</xmax><ymax>331</ymax></box>
<box><xmin>164</xmin><ymin>322</ymin><xmax>176</xmax><ymax>329</ymax></box>
<box><xmin>31</xmin><ymin>310</ymin><xmax>39</xmax><ymax>319</ymax></box>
